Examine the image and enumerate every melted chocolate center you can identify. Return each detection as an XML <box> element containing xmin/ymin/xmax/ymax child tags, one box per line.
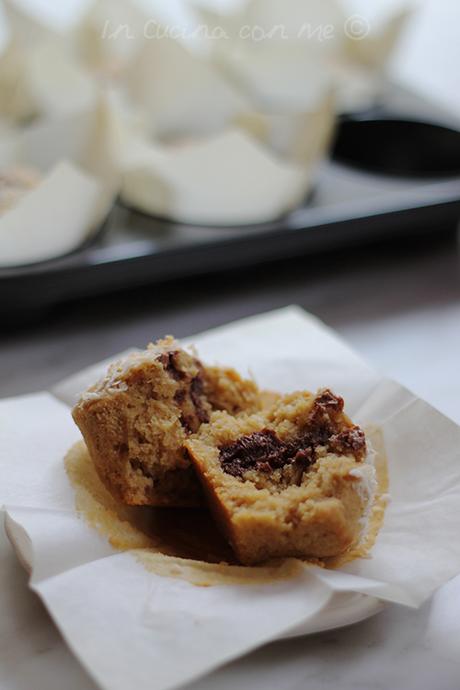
<box><xmin>219</xmin><ymin>390</ymin><xmax>366</xmax><ymax>479</ymax></box>
<box><xmin>158</xmin><ymin>350</ymin><xmax>210</xmax><ymax>433</ymax></box>
<box><xmin>158</xmin><ymin>352</ymin><xmax>185</xmax><ymax>381</ymax></box>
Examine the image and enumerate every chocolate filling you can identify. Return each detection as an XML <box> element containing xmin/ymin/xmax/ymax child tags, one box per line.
<box><xmin>329</xmin><ymin>427</ymin><xmax>366</xmax><ymax>456</ymax></box>
<box><xmin>219</xmin><ymin>429</ymin><xmax>313</xmax><ymax>479</ymax></box>
<box><xmin>158</xmin><ymin>351</ymin><xmax>185</xmax><ymax>381</ymax></box>
<box><xmin>219</xmin><ymin>390</ymin><xmax>366</xmax><ymax>480</ymax></box>
<box><xmin>174</xmin><ymin>389</ymin><xmax>186</xmax><ymax>404</ymax></box>
<box><xmin>190</xmin><ymin>376</ymin><xmax>209</xmax><ymax>424</ymax></box>
<box><xmin>159</xmin><ymin>351</ymin><xmax>210</xmax><ymax>433</ymax></box>
<box><xmin>179</xmin><ymin>414</ymin><xmax>196</xmax><ymax>434</ymax></box>
<box><xmin>130</xmin><ymin>458</ymin><xmax>154</xmax><ymax>479</ymax></box>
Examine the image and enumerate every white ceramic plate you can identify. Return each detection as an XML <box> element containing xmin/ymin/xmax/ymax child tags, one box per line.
<box><xmin>4</xmin><ymin>513</ymin><xmax>384</xmax><ymax>640</ymax></box>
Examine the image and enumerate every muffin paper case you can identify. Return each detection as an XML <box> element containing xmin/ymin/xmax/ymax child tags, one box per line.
<box><xmin>123</xmin><ymin>34</ymin><xmax>250</xmax><ymax>140</ymax></box>
<box><xmin>199</xmin><ymin>0</ymin><xmax>411</xmax><ymax>113</ymax></box>
<box><xmin>118</xmin><ymin>126</ymin><xmax>313</xmax><ymax>225</ymax></box>
<box><xmin>0</xmin><ymin>1</ymin><xmax>337</xmax><ymax>230</ymax></box>
<box><xmin>343</xmin><ymin>7</ymin><xmax>412</xmax><ymax>70</ymax></box>
<box><xmin>3</xmin><ymin>0</ymin><xmax>58</xmax><ymax>44</ymax></box>
<box><xmin>122</xmin><ymin>12</ymin><xmax>333</xmax><ymax>143</ymax></box>
<box><xmin>3</xmin><ymin>307</ymin><xmax>460</xmax><ymax>690</ymax></box>
<box><xmin>75</xmin><ymin>0</ymin><xmax>151</xmax><ymax>77</ymax></box>
<box><xmin>0</xmin><ymin>161</ymin><xmax>100</xmax><ymax>266</ymax></box>
<box><xmin>0</xmin><ymin>0</ymin><xmax>154</xmax><ymax>126</ymax></box>
<box><xmin>0</xmin><ymin>97</ymin><xmax>120</xmax><ymax>266</ymax></box>
<box><xmin>20</xmin><ymin>40</ymin><xmax>97</xmax><ymax>119</ymax></box>
<box><xmin>0</xmin><ymin>0</ymin><xmax>96</xmax><ymax>124</ymax></box>
<box><xmin>234</xmin><ymin>90</ymin><xmax>336</xmax><ymax>165</ymax></box>
<box><xmin>115</xmin><ymin>27</ymin><xmax>335</xmax><ymax>223</ymax></box>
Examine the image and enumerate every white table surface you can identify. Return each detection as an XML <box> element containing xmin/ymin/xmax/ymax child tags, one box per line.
<box><xmin>2</xmin><ymin>232</ymin><xmax>460</xmax><ymax>690</ymax></box>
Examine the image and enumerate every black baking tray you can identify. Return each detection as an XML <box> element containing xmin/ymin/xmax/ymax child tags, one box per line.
<box><xmin>2</xmin><ymin>84</ymin><xmax>460</xmax><ymax>316</ymax></box>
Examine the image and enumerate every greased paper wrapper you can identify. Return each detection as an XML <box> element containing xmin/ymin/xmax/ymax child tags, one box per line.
<box><xmin>3</xmin><ymin>307</ymin><xmax>460</xmax><ymax>690</ymax></box>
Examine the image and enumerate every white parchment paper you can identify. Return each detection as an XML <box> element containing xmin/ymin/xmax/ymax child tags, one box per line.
<box><xmin>3</xmin><ymin>306</ymin><xmax>460</xmax><ymax>690</ymax></box>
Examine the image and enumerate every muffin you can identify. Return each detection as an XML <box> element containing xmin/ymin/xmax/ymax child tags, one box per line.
<box><xmin>72</xmin><ymin>337</ymin><xmax>262</xmax><ymax>507</ymax></box>
<box><xmin>185</xmin><ymin>389</ymin><xmax>376</xmax><ymax>564</ymax></box>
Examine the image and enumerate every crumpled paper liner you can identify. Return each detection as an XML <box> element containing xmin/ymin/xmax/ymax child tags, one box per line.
<box><xmin>3</xmin><ymin>306</ymin><xmax>460</xmax><ymax>690</ymax></box>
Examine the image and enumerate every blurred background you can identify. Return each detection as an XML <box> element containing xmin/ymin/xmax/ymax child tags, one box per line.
<box><xmin>0</xmin><ymin>0</ymin><xmax>459</xmax><ymax>423</ymax></box>
<box><xmin>1</xmin><ymin>0</ymin><xmax>459</xmax><ymax>112</ymax></box>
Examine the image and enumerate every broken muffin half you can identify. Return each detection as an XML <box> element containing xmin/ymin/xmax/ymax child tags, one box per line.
<box><xmin>185</xmin><ymin>389</ymin><xmax>376</xmax><ymax>564</ymax></box>
<box><xmin>72</xmin><ymin>337</ymin><xmax>262</xmax><ymax>507</ymax></box>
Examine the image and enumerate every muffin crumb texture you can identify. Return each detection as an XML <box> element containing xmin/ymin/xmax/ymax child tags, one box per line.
<box><xmin>72</xmin><ymin>337</ymin><xmax>262</xmax><ymax>507</ymax></box>
<box><xmin>185</xmin><ymin>389</ymin><xmax>376</xmax><ymax>565</ymax></box>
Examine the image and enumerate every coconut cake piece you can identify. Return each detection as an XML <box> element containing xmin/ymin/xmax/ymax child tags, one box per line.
<box><xmin>72</xmin><ymin>337</ymin><xmax>262</xmax><ymax>507</ymax></box>
<box><xmin>185</xmin><ymin>389</ymin><xmax>376</xmax><ymax>565</ymax></box>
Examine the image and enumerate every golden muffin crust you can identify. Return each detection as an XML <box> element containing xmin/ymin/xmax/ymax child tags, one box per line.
<box><xmin>72</xmin><ymin>337</ymin><xmax>263</xmax><ymax>507</ymax></box>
